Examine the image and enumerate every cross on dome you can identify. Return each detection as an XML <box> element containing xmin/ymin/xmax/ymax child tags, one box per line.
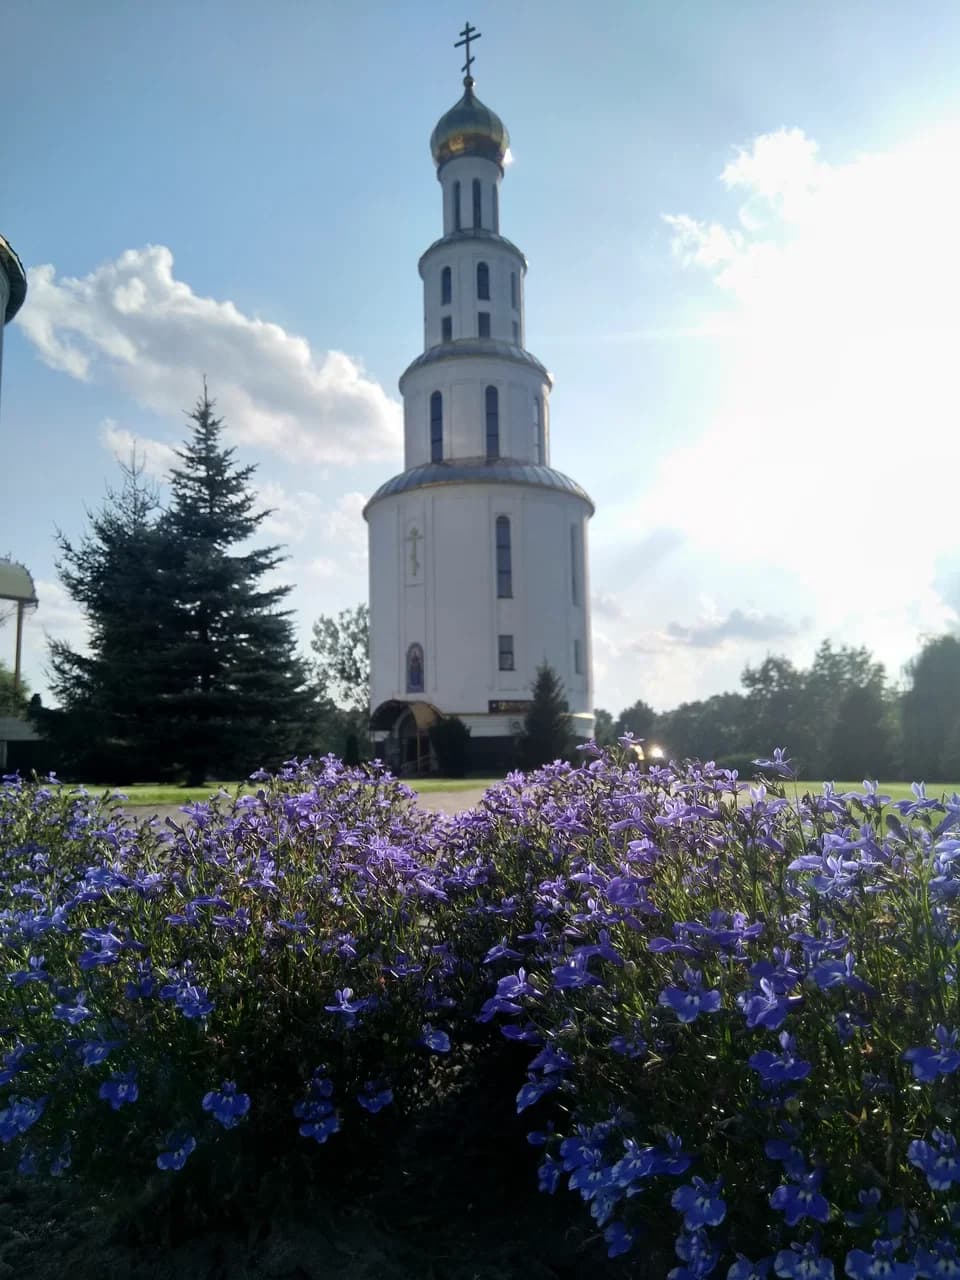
<box><xmin>454</xmin><ymin>21</ymin><xmax>481</xmax><ymax>82</ymax></box>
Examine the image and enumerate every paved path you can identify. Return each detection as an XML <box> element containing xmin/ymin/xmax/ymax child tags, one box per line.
<box><xmin>124</xmin><ymin>786</ymin><xmax>491</xmax><ymax>827</ymax></box>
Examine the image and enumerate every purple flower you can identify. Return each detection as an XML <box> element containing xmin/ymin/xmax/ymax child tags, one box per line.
<box><xmin>551</xmin><ymin>953</ymin><xmax>601</xmax><ymax>990</ymax></box>
<box><xmin>78</xmin><ymin>1039</ymin><xmax>122</xmax><ymax>1068</ymax></box>
<box><xmin>770</xmin><ymin>1172</ymin><xmax>830</xmax><ymax>1226</ymax></box>
<box><xmin>728</xmin><ymin>1257</ymin><xmax>773</xmax><ymax>1280</ymax></box>
<box><xmin>156</xmin><ymin>1134</ymin><xmax>196</xmax><ymax>1171</ymax></box>
<box><xmin>739</xmin><ymin>979</ymin><xmax>795</xmax><ymax>1031</ymax></box>
<box><xmin>201</xmin><ymin>1080</ymin><xmax>250</xmax><ymax>1129</ymax></box>
<box><xmin>483</xmin><ymin>938</ymin><xmax>522</xmax><ymax>963</ymax></box>
<box><xmin>604</xmin><ymin>1221</ymin><xmax>636</xmax><ymax>1259</ymax></box>
<box><xmin>915</xmin><ymin>1241</ymin><xmax>960</xmax><ymax>1279</ymax></box>
<box><xmin>538</xmin><ymin>1155</ymin><xmax>562</xmax><ymax>1194</ymax></box>
<box><xmin>907</xmin><ymin>1128</ymin><xmax>960</xmax><ymax>1190</ymax></box>
<box><xmin>517</xmin><ymin>1075</ymin><xmax>558</xmax><ymax>1113</ymax></box>
<box><xmin>753</xmin><ymin>748</ymin><xmax>795</xmax><ymax>778</ymax></box>
<box><xmin>810</xmin><ymin>952</ymin><xmax>874</xmax><ymax>996</ymax></box>
<box><xmin>357</xmin><ymin>1083</ymin><xmax>393</xmax><ymax>1113</ymax></box>
<box><xmin>99</xmin><ymin>1071</ymin><xmax>139</xmax><ymax>1111</ymax></box>
<box><xmin>844</xmin><ymin>1241</ymin><xmax>916</xmax><ymax>1280</ymax></box>
<box><xmin>8</xmin><ymin>954</ymin><xmax>49</xmax><ymax>987</ymax></box>
<box><xmin>419</xmin><ymin>1025</ymin><xmax>451</xmax><ymax>1052</ymax></box>
<box><xmin>672</xmin><ymin>1177</ymin><xmax>727</xmax><ymax>1230</ymax></box>
<box><xmin>673</xmin><ymin>1227</ymin><xmax>720</xmax><ymax>1278</ymax></box>
<box><xmin>774</xmin><ymin>1242</ymin><xmax>834</xmax><ymax>1279</ymax></box>
<box><xmin>0</xmin><ymin>1095</ymin><xmax>46</xmax><ymax>1144</ymax></box>
<box><xmin>53</xmin><ymin>992</ymin><xmax>93</xmax><ymax>1024</ymax></box>
<box><xmin>903</xmin><ymin>1025</ymin><xmax>960</xmax><ymax>1082</ymax></box>
<box><xmin>749</xmin><ymin>1033</ymin><xmax>812</xmax><ymax>1089</ymax></box>
<box><xmin>659</xmin><ymin>969</ymin><xmax>722</xmax><ymax>1023</ymax></box>
<box><xmin>299</xmin><ymin>1112</ymin><xmax>340</xmax><ymax>1144</ymax></box>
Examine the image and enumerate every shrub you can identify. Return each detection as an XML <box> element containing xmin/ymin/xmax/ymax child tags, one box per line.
<box><xmin>428</xmin><ymin>715</ymin><xmax>471</xmax><ymax>777</ymax></box>
<box><xmin>2</xmin><ymin>748</ymin><xmax>960</xmax><ymax>1277</ymax></box>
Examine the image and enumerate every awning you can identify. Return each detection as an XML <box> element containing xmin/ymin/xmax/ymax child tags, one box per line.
<box><xmin>370</xmin><ymin>699</ymin><xmax>442</xmax><ymax>733</ymax></box>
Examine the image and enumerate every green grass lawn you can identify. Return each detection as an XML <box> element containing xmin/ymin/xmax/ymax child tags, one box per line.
<box><xmin>78</xmin><ymin>776</ymin><xmax>502</xmax><ymax>807</ymax></box>
<box><xmin>791</xmin><ymin>780</ymin><xmax>959</xmax><ymax>803</ymax></box>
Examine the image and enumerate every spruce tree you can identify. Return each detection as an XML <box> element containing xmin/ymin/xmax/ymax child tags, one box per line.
<box><xmin>520</xmin><ymin>661</ymin><xmax>572</xmax><ymax>769</ymax></box>
<box><xmin>160</xmin><ymin>388</ymin><xmax>321</xmax><ymax>784</ymax></box>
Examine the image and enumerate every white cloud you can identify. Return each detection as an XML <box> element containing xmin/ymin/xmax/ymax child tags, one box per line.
<box><xmin>18</xmin><ymin>246</ymin><xmax>402</xmax><ymax>466</ymax></box>
<box><xmin>100</xmin><ymin>419</ymin><xmax>179</xmax><ymax>478</ymax></box>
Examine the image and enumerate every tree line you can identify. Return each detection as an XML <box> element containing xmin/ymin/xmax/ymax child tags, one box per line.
<box><xmin>594</xmin><ymin>635</ymin><xmax>960</xmax><ymax>781</ymax></box>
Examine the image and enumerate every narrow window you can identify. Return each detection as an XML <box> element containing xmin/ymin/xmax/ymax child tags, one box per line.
<box><xmin>511</xmin><ymin>320</ymin><xmax>519</xmax><ymax>345</ymax></box>
<box><xmin>453</xmin><ymin>181</ymin><xmax>461</xmax><ymax>231</ymax></box>
<box><xmin>492</xmin><ymin>183</ymin><xmax>499</xmax><ymax>233</ymax></box>
<box><xmin>574</xmin><ymin>638</ymin><xmax>583</xmax><ymax>675</ymax></box>
<box><xmin>407</xmin><ymin>643</ymin><xmax>425</xmax><ymax>693</ymax></box>
<box><xmin>476</xmin><ymin>261</ymin><xmax>490</xmax><ymax>300</ymax></box>
<box><xmin>532</xmin><ymin>395</ymin><xmax>542</xmax><ymax>463</ymax></box>
<box><xmin>441</xmin><ymin>266</ymin><xmax>452</xmax><ymax>306</ymax></box>
<box><xmin>485</xmin><ymin>385</ymin><xmax>500</xmax><ymax>458</ymax></box>
<box><xmin>496</xmin><ymin>515</ymin><xmax>512</xmax><ymax>598</ymax></box>
<box><xmin>441</xmin><ymin>315</ymin><xmax>452</xmax><ymax>342</ymax></box>
<box><xmin>498</xmin><ymin>634</ymin><xmax>515</xmax><ymax>671</ymax></box>
<box><xmin>570</xmin><ymin>524</ymin><xmax>580</xmax><ymax>605</ymax></box>
<box><xmin>478</xmin><ymin>311</ymin><xmax>491</xmax><ymax>338</ymax></box>
<box><xmin>430</xmin><ymin>391</ymin><xmax>443</xmax><ymax>463</ymax></box>
<box><xmin>510</xmin><ymin>271</ymin><xmax>518</xmax><ymax>309</ymax></box>
<box><xmin>472</xmin><ymin>177</ymin><xmax>482</xmax><ymax>228</ymax></box>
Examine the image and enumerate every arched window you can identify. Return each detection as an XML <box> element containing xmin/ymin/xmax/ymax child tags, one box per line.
<box><xmin>532</xmin><ymin>395</ymin><xmax>543</xmax><ymax>463</ymax></box>
<box><xmin>492</xmin><ymin>184</ymin><xmax>499</xmax><ymax>233</ymax></box>
<box><xmin>472</xmin><ymin>178</ymin><xmax>482</xmax><ymax>228</ymax></box>
<box><xmin>406</xmin><ymin>643</ymin><xmax>424</xmax><ymax>693</ymax></box>
<box><xmin>430</xmin><ymin>391</ymin><xmax>443</xmax><ymax>463</ymax></box>
<box><xmin>441</xmin><ymin>315</ymin><xmax>452</xmax><ymax>342</ymax></box>
<box><xmin>496</xmin><ymin>515</ymin><xmax>512</xmax><ymax>598</ymax></box>
<box><xmin>485</xmin><ymin>385</ymin><xmax>499</xmax><ymax>458</ymax></box>
<box><xmin>476</xmin><ymin>261</ymin><xmax>490</xmax><ymax>300</ymax></box>
<box><xmin>510</xmin><ymin>271</ymin><xmax>518</xmax><ymax>310</ymax></box>
<box><xmin>441</xmin><ymin>266</ymin><xmax>452</xmax><ymax>306</ymax></box>
<box><xmin>453</xmin><ymin>181</ymin><xmax>461</xmax><ymax>231</ymax></box>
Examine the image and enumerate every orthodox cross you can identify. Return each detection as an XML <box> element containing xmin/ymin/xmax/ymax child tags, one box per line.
<box><xmin>454</xmin><ymin>22</ymin><xmax>481</xmax><ymax>78</ymax></box>
<box><xmin>406</xmin><ymin>526</ymin><xmax>422</xmax><ymax>576</ymax></box>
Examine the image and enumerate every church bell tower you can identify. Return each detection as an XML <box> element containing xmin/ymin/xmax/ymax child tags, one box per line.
<box><xmin>365</xmin><ymin>24</ymin><xmax>595</xmax><ymax>772</ymax></box>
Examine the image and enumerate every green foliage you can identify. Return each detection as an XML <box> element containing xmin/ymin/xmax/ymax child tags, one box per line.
<box><xmin>902</xmin><ymin>634</ymin><xmax>960</xmax><ymax>779</ymax></box>
<box><xmin>612</xmin><ymin>697</ymin><xmax>656</xmax><ymax>741</ymax></box>
<box><xmin>0</xmin><ymin>659</ymin><xmax>29</xmax><ymax>717</ymax></box>
<box><xmin>428</xmin><ymin>715</ymin><xmax>471</xmax><ymax>777</ymax></box>
<box><xmin>45</xmin><ymin>391</ymin><xmax>325</xmax><ymax>785</ymax></box>
<box><xmin>592</xmin><ymin>707</ymin><xmax>617</xmax><ymax>747</ymax></box>
<box><xmin>310</xmin><ymin>604</ymin><xmax>370</xmax><ymax>714</ymax></box>
<box><xmin>520</xmin><ymin>662</ymin><xmax>571</xmax><ymax>768</ymax></box>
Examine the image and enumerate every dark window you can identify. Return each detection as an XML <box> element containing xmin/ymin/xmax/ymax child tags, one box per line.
<box><xmin>532</xmin><ymin>395</ymin><xmax>542</xmax><ymax>463</ymax></box>
<box><xmin>478</xmin><ymin>311</ymin><xmax>491</xmax><ymax>338</ymax></box>
<box><xmin>510</xmin><ymin>271</ymin><xmax>518</xmax><ymax>309</ymax></box>
<box><xmin>570</xmin><ymin>524</ymin><xmax>580</xmax><ymax>605</ymax></box>
<box><xmin>512</xmin><ymin>320</ymin><xmax>519</xmax><ymax>345</ymax></box>
<box><xmin>496</xmin><ymin>515</ymin><xmax>512</xmax><ymax>598</ymax></box>
<box><xmin>498</xmin><ymin>634</ymin><xmax>515</xmax><ymax>671</ymax></box>
<box><xmin>441</xmin><ymin>315</ymin><xmax>452</xmax><ymax>342</ymax></box>
<box><xmin>476</xmin><ymin>261</ymin><xmax>490</xmax><ymax>300</ymax></box>
<box><xmin>407</xmin><ymin>643</ymin><xmax>424</xmax><ymax>693</ymax></box>
<box><xmin>492</xmin><ymin>183</ymin><xmax>499</xmax><ymax>233</ymax></box>
<box><xmin>574</xmin><ymin>638</ymin><xmax>583</xmax><ymax>675</ymax></box>
<box><xmin>453</xmin><ymin>181</ymin><xmax>461</xmax><ymax>231</ymax></box>
<box><xmin>430</xmin><ymin>391</ymin><xmax>443</xmax><ymax>462</ymax></box>
<box><xmin>472</xmin><ymin>178</ymin><xmax>482</xmax><ymax>228</ymax></box>
<box><xmin>485</xmin><ymin>385</ymin><xmax>499</xmax><ymax>458</ymax></box>
<box><xmin>441</xmin><ymin>266</ymin><xmax>452</xmax><ymax>306</ymax></box>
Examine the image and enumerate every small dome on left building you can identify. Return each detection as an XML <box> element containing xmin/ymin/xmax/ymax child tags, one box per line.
<box><xmin>430</xmin><ymin>77</ymin><xmax>510</xmax><ymax>171</ymax></box>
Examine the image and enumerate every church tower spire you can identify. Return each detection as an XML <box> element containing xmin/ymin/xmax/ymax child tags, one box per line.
<box><xmin>365</xmin><ymin>27</ymin><xmax>595</xmax><ymax>772</ymax></box>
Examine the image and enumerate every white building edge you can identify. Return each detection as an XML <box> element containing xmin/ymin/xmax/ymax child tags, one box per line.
<box><xmin>366</xmin><ymin>38</ymin><xmax>594</xmax><ymax>773</ymax></box>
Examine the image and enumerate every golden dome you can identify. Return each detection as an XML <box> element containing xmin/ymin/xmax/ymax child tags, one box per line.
<box><xmin>430</xmin><ymin>77</ymin><xmax>509</xmax><ymax>171</ymax></box>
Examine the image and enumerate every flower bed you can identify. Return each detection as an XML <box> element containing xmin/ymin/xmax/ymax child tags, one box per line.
<box><xmin>1</xmin><ymin>749</ymin><xmax>959</xmax><ymax>1278</ymax></box>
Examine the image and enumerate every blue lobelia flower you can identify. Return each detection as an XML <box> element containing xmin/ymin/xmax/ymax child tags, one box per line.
<box><xmin>52</xmin><ymin>992</ymin><xmax>93</xmax><ymax>1024</ymax></box>
<box><xmin>773</xmin><ymin>1242</ymin><xmax>834</xmax><ymax>1279</ymax></box>
<box><xmin>551</xmin><ymin>952</ymin><xmax>602</xmax><ymax>990</ymax></box>
<box><xmin>299</xmin><ymin>1112</ymin><xmax>340</xmax><ymax>1144</ymax></box>
<box><xmin>0</xmin><ymin>1095</ymin><xmax>47</xmax><ymax>1144</ymax></box>
<box><xmin>99</xmin><ymin>1071</ymin><xmax>139</xmax><ymax>1110</ymax></box>
<box><xmin>739</xmin><ymin>979</ymin><xmax>795</xmax><ymax>1031</ymax></box>
<box><xmin>517</xmin><ymin>1075</ymin><xmax>558</xmax><ymax>1113</ymax></box>
<box><xmin>915</xmin><ymin>1241</ymin><xmax>960</xmax><ymax>1279</ymax></box>
<box><xmin>672</xmin><ymin>1227</ymin><xmax>720</xmax><ymax>1279</ymax></box>
<box><xmin>752</xmin><ymin>748</ymin><xmax>795</xmax><ymax>778</ymax></box>
<box><xmin>49</xmin><ymin>1140</ymin><xmax>71</xmax><ymax>1177</ymax></box>
<box><xmin>156</xmin><ymin>1134</ymin><xmax>196</xmax><ymax>1171</ymax></box>
<box><xmin>907</xmin><ymin>1128</ymin><xmax>960</xmax><ymax>1190</ymax></box>
<box><xmin>537</xmin><ymin>1154</ymin><xmax>562</xmax><ymax>1194</ymax></box>
<box><xmin>604</xmin><ymin>1221</ymin><xmax>636</xmax><ymax>1259</ymax></box>
<box><xmin>201</xmin><ymin>1080</ymin><xmax>251</xmax><ymax>1129</ymax></box>
<box><xmin>654</xmin><ymin>1132</ymin><xmax>693</xmax><ymax>1177</ymax></box>
<box><xmin>770</xmin><ymin>1171</ymin><xmax>830</xmax><ymax>1226</ymax></box>
<box><xmin>78</xmin><ymin>1039</ymin><xmax>122</xmax><ymax>1068</ymax></box>
<box><xmin>356</xmin><ymin>1082</ymin><xmax>393</xmax><ymax>1113</ymax></box>
<box><xmin>418</xmin><ymin>1025</ymin><xmax>451</xmax><ymax>1052</ymax></box>
<box><xmin>749</xmin><ymin>1033</ymin><xmax>812</xmax><ymax>1090</ymax></box>
<box><xmin>659</xmin><ymin>969</ymin><xmax>722</xmax><ymax>1024</ymax></box>
<box><xmin>728</xmin><ymin>1256</ymin><xmax>773</xmax><ymax>1280</ymax></box>
<box><xmin>17</xmin><ymin>1148</ymin><xmax>39</xmax><ymax>1176</ymax></box>
<box><xmin>844</xmin><ymin>1240</ymin><xmax>917</xmax><ymax>1280</ymax></box>
<box><xmin>8</xmin><ymin>954</ymin><xmax>49</xmax><ymax>987</ymax></box>
<box><xmin>672</xmin><ymin>1177</ymin><xmax>727</xmax><ymax>1230</ymax></box>
<box><xmin>902</xmin><ymin>1025</ymin><xmax>960</xmax><ymax>1082</ymax></box>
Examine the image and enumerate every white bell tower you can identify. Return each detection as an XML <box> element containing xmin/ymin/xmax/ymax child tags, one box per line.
<box><xmin>365</xmin><ymin>24</ymin><xmax>595</xmax><ymax>772</ymax></box>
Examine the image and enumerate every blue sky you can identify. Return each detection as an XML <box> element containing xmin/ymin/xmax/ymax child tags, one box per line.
<box><xmin>4</xmin><ymin>0</ymin><xmax>960</xmax><ymax>714</ymax></box>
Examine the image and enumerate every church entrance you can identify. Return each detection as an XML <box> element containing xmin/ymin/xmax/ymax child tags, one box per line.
<box><xmin>370</xmin><ymin>700</ymin><xmax>440</xmax><ymax>776</ymax></box>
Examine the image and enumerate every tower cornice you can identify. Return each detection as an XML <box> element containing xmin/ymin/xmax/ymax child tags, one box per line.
<box><xmin>399</xmin><ymin>338</ymin><xmax>552</xmax><ymax>395</ymax></box>
<box><xmin>363</xmin><ymin>458</ymin><xmax>594</xmax><ymax>519</ymax></box>
<box><xmin>418</xmin><ymin>228</ymin><xmax>527</xmax><ymax>278</ymax></box>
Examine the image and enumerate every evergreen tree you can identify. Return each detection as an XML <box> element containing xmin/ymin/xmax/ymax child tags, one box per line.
<box><xmin>46</xmin><ymin>458</ymin><xmax>177</xmax><ymax>781</ymax></box>
<box><xmin>160</xmin><ymin>388</ymin><xmax>322</xmax><ymax>784</ymax></box>
<box><xmin>0</xmin><ymin>661</ymin><xmax>29</xmax><ymax>718</ymax></box>
<box><xmin>520</xmin><ymin>662</ymin><xmax>572</xmax><ymax>769</ymax></box>
<box><xmin>902</xmin><ymin>635</ymin><xmax>960</xmax><ymax>780</ymax></box>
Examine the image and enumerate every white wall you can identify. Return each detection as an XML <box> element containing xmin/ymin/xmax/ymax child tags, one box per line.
<box><xmin>368</xmin><ymin>480</ymin><xmax>593</xmax><ymax>729</ymax></box>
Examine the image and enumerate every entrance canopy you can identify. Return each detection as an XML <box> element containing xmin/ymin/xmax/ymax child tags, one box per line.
<box><xmin>370</xmin><ymin>699</ymin><xmax>442</xmax><ymax>733</ymax></box>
